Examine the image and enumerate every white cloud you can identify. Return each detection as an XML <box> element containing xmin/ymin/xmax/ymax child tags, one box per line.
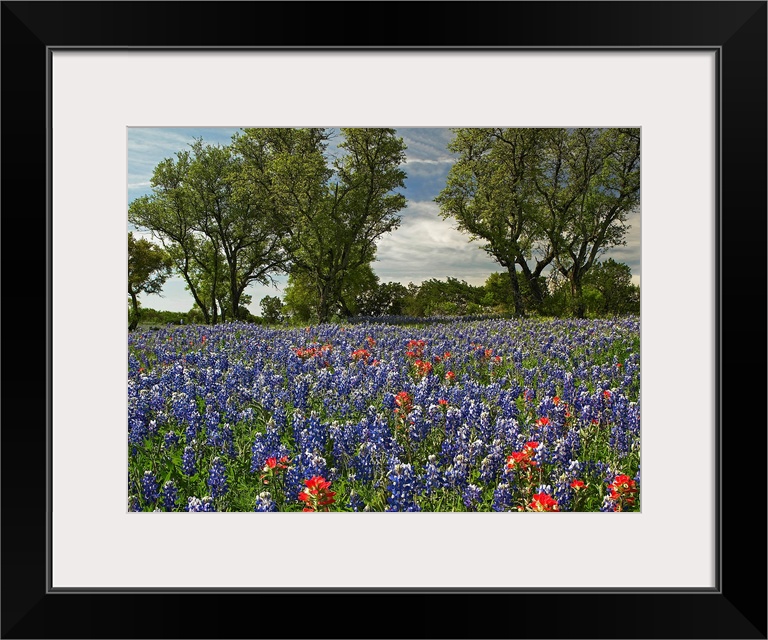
<box><xmin>398</xmin><ymin>127</ymin><xmax>455</xmax><ymax>161</ymax></box>
<box><xmin>374</xmin><ymin>200</ymin><xmax>499</xmax><ymax>286</ymax></box>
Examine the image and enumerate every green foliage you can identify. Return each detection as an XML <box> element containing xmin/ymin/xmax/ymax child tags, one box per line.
<box><xmin>186</xmin><ymin>306</ymin><xmax>206</xmax><ymax>324</ymax></box>
<box><xmin>127</xmin><ymin>232</ymin><xmax>173</xmax><ymax>330</ymax></box>
<box><xmin>401</xmin><ymin>277</ymin><xmax>485</xmax><ymax>317</ymax></box>
<box><xmin>283</xmin><ymin>262</ymin><xmax>380</xmax><ymax>322</ymax></box>
<box><xmin>235</xmin><ymin>127</ymin><xmax>408</xmax><ymax>323</ymax></box>
<box><xmin>259</xmin><ymin>295</ymin><xmax>285</xmax><ymax>325</ymax></box>
<box><xmin>132</xmin><ymin>128</ymin><xmax>409</xmax><ymax>326</ymax></box>
<box><xmin>436</xmin><ymin>128</ymin><xmax>640</xmax><ymax>318</ymax></box>
<box><xmin>129</xmin><ymin>136</ymin><xmax>288</xmax><ymax>325</ymax></box>
<box><xmin>541</xmin><ymin>259</ymin><xmax>640</xmax><ymax>318</ymax></box>
<box><xmin>132</xmin><ymin>308</ymin><xmax>187</xmax><ymax>326</ymax></box>
<box><xmin>355</xmin><ymin>281</ymin><xmax>410</xmax><ymax>317</ymax></box>
<box><xmin>482</xmin><ymin>271</ymin><xmax>549</xmax><ymax>315</ymax></box>
<box><xmin>582</xmin><ymin>259</ymin><xmax>640</xmax><ymax>316</ymax></box>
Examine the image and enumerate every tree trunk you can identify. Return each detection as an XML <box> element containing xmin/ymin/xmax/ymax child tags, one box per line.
<box><xmin>517</xmin><ymin>258</ymin><xmax>549</xmax><ymax>312</ymax></box>
<box><xmin>210</xmin><ymin>288</ymin><xmax>219</xmax><ymax>324</ymax></box>
<box><xmin>129</xmin><ymin>291</ymin><xmax>140</xmax><ymax>331</ymax></box>
<box><xmin>317</xmin><ymin>287</ymin><xmax>330</xmax><ymax>324</ymax></box>
<box><xmin>571</xmin><ymin>274</ymin><xmax>585</xmax><ymax>319</ymax></box>
<box><xmin>506</xmin><ymin>265</ymin><xmax>525</xmax><ymax>317</ymax></box>
<box><xmin>229</xmin><ymin>261</ymin><xmax>240</xmax><ymax>323</ymax></box>
<box><xmin>178</xmin><ymin>266</ymin><xmax>210</xmax><ymax>325</ymax></box>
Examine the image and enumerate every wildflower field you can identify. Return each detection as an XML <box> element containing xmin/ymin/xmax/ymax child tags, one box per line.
<box><xmin>128</xmin><ymin>317</ymin><xmax>640</xmax><ymax>513</ymax></box>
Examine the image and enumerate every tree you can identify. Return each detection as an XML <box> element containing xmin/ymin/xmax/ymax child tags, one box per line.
<box><xmin>533</xmin><ymin>128</ymin><xmax>640</xmax><ymax>318</ymax></box>
<box><xmin>235</xmin><ymin>127</ymin><xmax>408</xmax><ymax>323</ymax></box>
<box><xmin>127</xmin><ymin>232</ymin><xmax>172</xmax><ymax>330</ymax></box>
<box><xmin>401</xmin><ymin>278</ymin><xmax>484</xmax><ymax>317</ymax></box>
<box><xmin>260</xmin><ymin>295</ymin><xmax>285</xmax><ymax>325</ymax></box>
<box><xmin>186</xmin><ymin>139</ymin><xmax>287</xmax><ymax>322</ymax></box>
<box><xmin>435</xmin><ymin>128</ymin><xmax>551</xmax><ymax>317</ymax></box>
<box><xmin>582</xmin><ymin>259</ymin><xmax>640</xmax><ymax>316</ymax></box>
<box><xmin>129</xmin><ymin>138</ymin><xmax>288</xmax><ymax>325</ymax></box>
<box><xmin>355</xmin><ymin>281</ymin><xmax>410</xmax><ymax>317</ymax></box>
<box><xmin>283</xmin><ymin>262</ymin><xmax>378</xmax><ymax>321</ymax></box>
<box><xmin>482</xmin><ymin>271</ymin><xmax>548</xmax><ymax>314</ymax></box>
<box><xmin>436</xmin><ymin>128</ymin><xmax>640</xmax><ymax>318</ymax></box>
<box><xmin>129</xmin><ymin>151</ymin><xmax>219</xmax><ymax>325</ymax></box>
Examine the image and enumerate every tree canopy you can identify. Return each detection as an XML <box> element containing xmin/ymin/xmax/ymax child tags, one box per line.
<box><xmin>436</xmin><ymin>127</ymin><xmax>640</xmax><ymax>318</ymax></box>
<box><xmin>131</xmin><ymin>128</ymin><xmax>408</xmax><ymax>325</ymax></box>
<box><xmin>127</xmin><ymin>232</ymin><xmax>172</xmax><ymax>330</ymax></box>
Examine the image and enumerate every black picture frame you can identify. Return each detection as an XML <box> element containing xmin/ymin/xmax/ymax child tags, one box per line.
<box><xmin>2</xmin><ymin>2</ymin><xmax>765</xmax><ymax>638</ymax></box>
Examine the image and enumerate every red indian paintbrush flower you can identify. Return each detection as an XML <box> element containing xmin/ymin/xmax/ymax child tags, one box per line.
<box><xmin>570</xmin><ymin>479</ymin><xmax>586</xmax><ymax>491</ymax></box>
<box><xmin>506</xmin><ymin>442</ymin><xmax>539</xmax><ymax>471</ymax></box>
<box><xmin>260</xmin><ymin>456</ymin><xmax>289</xmax><ymax>484</ymax></box>
<box><xmin>263</xmin><ymin>456</ymin><xmax>289</xmax><ymax>471</ymax></box>
<box><xmin>405</xmin><ymin>340</ymin><xmax>426</xmax><ymax>358</ymax></box>
<box><xmin>394</xmin><ymin>391</ymin><xmax>413</xmax><ymax>412</ymax></box>
<box><xmin>506</xmin><ymin>452</ymin><xmax>529</xmax><ymax>469</ymax></box>
<box><xmin>413</xmin><ymin>359</ymin><xmax>433</xmax><ymax>377</ymax></box>
<box><xmin>529</xmin><ymin>493</ymin><xmax>559</xmax><ymax>512</ymax></box>
<box><xmin>298</xmin><ymin>476</ymin><xmax>336</xmax><ymax>512</ymax></box>
<box><xmin>394</xmin><ymin>391</ymin><xmax>414</xmax><ymax>427</ymax></box>
<box><xmin>607</xmin><ymin>474</ymin><xmax>637</xmax><ymax>505</ymax></box>
<box><xmin>351</xmin><ymin>348</ymin><xmax>371</xmax><ymax>362</ymax></box>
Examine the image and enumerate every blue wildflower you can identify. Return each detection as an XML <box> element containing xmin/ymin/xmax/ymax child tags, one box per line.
<box><xmin>141</xmin><ymin>470</ymin><xmax>159</xmax><ymax>504</ymax></box>
<box><xmin>181</xmin><ymin>446</ymin><xmax>197</xmax><ymax>476</ymax></box>
<box><xmin>207</xmin><ymin>456</ymin><xmax>228</xmax><ymax>498</ymax></box>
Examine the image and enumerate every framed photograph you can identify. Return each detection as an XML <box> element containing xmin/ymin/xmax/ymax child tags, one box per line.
<box><xmin>3</xmin><ymin>2</ymin><xmax>765</xmax><ymax>638</ymax></box>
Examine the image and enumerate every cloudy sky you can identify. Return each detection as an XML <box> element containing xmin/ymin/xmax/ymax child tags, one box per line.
<box><xmin>128</xmin><ymin>127</ymin><xmax>640</xmax><ymax>315</ymax></box>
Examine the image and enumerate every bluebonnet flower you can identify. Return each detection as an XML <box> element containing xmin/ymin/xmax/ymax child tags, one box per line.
<box><xmin>161</xmin><ymin>480</ymin><xmax>178</xmax><ymax>511</ymax></box>
<box><xmin>462</xmin><ymin>484</ymin><xmax>483</xmax><ymax>510</ymax></box>
<box><xmin>207</xmin><ymin>457</ymin><xmax>228</xmax><ymax>498</ymax></box>
<box><xmin>218</xmin><ymin>423</ymin><xmax>236</xmax><ymax>458</ymax></box>
<box><xmin>552</xmin><ymin>475</ymin><xmax>574</xmax><ymax>511</ymax></box>
<box><xmin>254</xmin><ymin>491</ymin><xmax>278</xmax><ymax>512</ymax></box>
<box><xmin>185</xmin><ymin>496</ymin><xmax>216</xmax><ymax>512</ymax></box>
<box><xmin>491</xmin><ymin>482</ymin><xmax>513</xmax><ymax>512</ymax></box>
<box><xmin>163</xmin><ymin>430</ymin><xmax>180</xmax><ymax>449</ymax></box>
<box><xmin>478</xmin><ymin>453</ymin><xmax>500</xmax><ymax>486</ymax></box>
<box><xmin>128</xmin><ymin>495</ymin><xmax>141</xmax><ymax>512</ymax></box>
<box><xmin>599</xmin><ymin>494</ymin><xmax>617</xmax><ymax>512</ymax></box>
<box><xmin>443</xmin><ymin>453</ymin><xmax>469</xmax><ymax>490</ymax></box>
<box><xmin>348</xmin><ymin>490</ymin><xmax>366</xmax><ymax>512</ymax></box>
<box><xmin>467</xmin><ymin>438</ymin><xmax>486</xmax><ymax>466</ymax></box>
<box><xmin>250</xmin><ymin>434</ymin><xmax>269</xmax><ymax>474</ymax></box>
<box><xmin>385</xmin><ymin>461</ymin><xmax>421</xmax><ymax>512</ymax></box>
<box><xmin>353</xmin><ymin>441</ymin><xmax>376</xmax><ymax>484</ymax></box>
<box><xmin>421</xmin><ymin>455</ymin><xmax>444</xmax><ymax>496</ymax></box>
<box><xmin>181</xmin><ymin>446</ymin><xmax>197</xmax><ymax>476</ymax></box>
<box><xmin>141</xmin><ymin>470</ymin><xmax>159</xmax><ymax>504</ymax></box>
<box><xmin>128</xmin><ymin>417</ymin><xmax>148</xmax><ymax>446</ymax></box>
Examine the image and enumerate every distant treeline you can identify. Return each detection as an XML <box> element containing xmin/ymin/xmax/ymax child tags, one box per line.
<box><xmin>134</xmin><ymin>259</ymin><xmax>639</xmax><ymax>327</ymax></box>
